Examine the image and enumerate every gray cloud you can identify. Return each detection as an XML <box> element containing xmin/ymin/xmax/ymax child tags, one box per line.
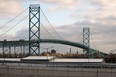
<box><xmin>15</xmin><ymin>29</ymin><xmax>29</xmax><ymax>40</ymax></box>
<box><xmin>55</xmin><ymin>20</ymin><xmax>116</xmax><ymax>53</ymax></box>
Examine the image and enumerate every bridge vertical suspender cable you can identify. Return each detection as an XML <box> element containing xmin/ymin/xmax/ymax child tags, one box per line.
<box><xmin>40</xmin><ymin>8</ymin><xmax>64</xmax><ymax>40</ymax></box>
<box><xmin>0</xmin><ymin>15</ymin><xmax>28</xmax><ymax>38</ymax></box>
<box><xmin>0</xmin><ymin>8</ymin><xmax>28</xmax><ymax>30</ymax></box>
<box><xmin>90</xmin><ymin>32</ymin><xmax>99</xmax><ymax>51</ymax></box>
<box><xmin>40</xmin><ymin>23</ymin><xmax>56</xmax><ymax>39</ymax></box>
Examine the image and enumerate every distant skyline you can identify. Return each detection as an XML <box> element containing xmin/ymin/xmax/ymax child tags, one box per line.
<box><xmin>0</xmin><ymin>0</ymin><xmax>116</xmax><ymax>53</ymax></box>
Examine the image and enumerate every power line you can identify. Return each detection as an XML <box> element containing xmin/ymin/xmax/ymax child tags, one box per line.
<box><xmin>0</xmin><ymin>8</ymin><xmax>28</xmax><ymax>30</ymax></box>
<box><xmin>0</xmin><ymin>15</ymin><xmax>28</xmax><ymax>38</ymax></box>
<box><xmin>40</xmin><ymin>8</ymin><xmax>64</xmax><ymax>40</ymax></box>
<box><xmin>40</xmin><ymin>22</ymin><xmax>56</xmax><ymax>39</ymax></box>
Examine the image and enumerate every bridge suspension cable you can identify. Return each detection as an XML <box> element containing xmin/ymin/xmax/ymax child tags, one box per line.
<box><xmin>0</xmin><ymin>8</ymin><xmax>28</xmax><ymax>30</ymax></box>
<box><xmin>90</xmin><ymin>32</ymin><xmax>99</xmax><ymax>51</ymax></box>
<box><xmin>40</xmin><ymin>8</ymin><xmax>64</xmax><ymax>40</ymax></box>
<box><xmin>75</xmin><ymin>29</ymin><xmax>83</xmax><ymax>43</ymax></box>
<box><xmin>0</xmin><ymin>15</ymin><xmax>28</xmax><ymax>38</ymax></box>
<box><xmin>40</xmin><ymin>22</ymin><xmax>56</xmax><ymax>39</ymax></box>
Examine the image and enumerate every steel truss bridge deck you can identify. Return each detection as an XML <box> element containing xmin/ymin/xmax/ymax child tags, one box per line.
<box><xmin>0</xmin><ymin>39</ymin><xmax>89</xmax><ymax>50</ymax></box>
<box><xmin>0</xmin><ymin>39</ymin><xmax>107</xmax><ymax>55</ymax></box>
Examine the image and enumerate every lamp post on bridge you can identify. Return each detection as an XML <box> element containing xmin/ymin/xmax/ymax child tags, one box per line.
<box><xmin>110</xmin><ymin>49</ymin><xmax>116</xmax><ymax>54</ymax></box>
<box><xmin>41</xmin><ymin>46</ymin><xmax>54</xmax><ymax>52</ymax></box>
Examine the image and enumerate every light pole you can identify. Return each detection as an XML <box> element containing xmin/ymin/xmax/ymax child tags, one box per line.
<box><xmin>41</xmin><ymin>46</ymin><xmax>54</xmax><ymax>52</ymax></box>
<box><xmin>110</xmin><ymin>49</ymin><xmax>116</xmax><ymax>54</ymax></box>
<box><xmin>40</xmin><ymin>46</ymin><xmax>54</xmax><ymax>66</ymax></box>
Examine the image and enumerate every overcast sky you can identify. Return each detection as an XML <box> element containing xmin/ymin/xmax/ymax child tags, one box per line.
<box><xmin>0</xmin><ymin>0</ymin><xmax>116</xmax><ymax>54</ymax></box>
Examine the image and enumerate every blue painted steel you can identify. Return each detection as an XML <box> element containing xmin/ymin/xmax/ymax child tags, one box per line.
<box><xmin>83</xmin><ymin>27</ymin><xmax>90</xmax><ymax>57</ymax></box>
<box><xmin>0</xmin><ymin>39</ymin><xmax>108</xmax><ymax>55</ymax></box>
<box><xmin>40</xmin><ymin>39</ymin><xmax>89</xmax><ymax>50</ymax></box>
<box><xmin>29</xmin><ymin>4</ymin><xmax>40</xmax><ymax>56</ymax></box>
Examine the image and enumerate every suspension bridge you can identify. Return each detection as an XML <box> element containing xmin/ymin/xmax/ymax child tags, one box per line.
<box><xmin>0</xmin><ymin>4</ymin><xmax>107</xmax><ymax>58</ymax></box>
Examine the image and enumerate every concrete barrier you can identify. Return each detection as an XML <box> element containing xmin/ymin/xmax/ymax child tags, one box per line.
<box><xmin>0</xmin><ymin>64</ymin><xmax>116</xmax><ymax>77</ymax></box>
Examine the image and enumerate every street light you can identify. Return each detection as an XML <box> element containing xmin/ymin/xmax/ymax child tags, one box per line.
<box><xmin>41</xmin><ymin>46</ymin><xmax>54</xmax><ymax>52</ymax></box>
<box><xmin>40</xmin><ymin>46</ymin><xmax>54</xmax><ymax>66</ymax></box>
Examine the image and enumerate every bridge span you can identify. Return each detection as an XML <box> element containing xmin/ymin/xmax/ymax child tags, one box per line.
<box><xmin>0</xmin><ymin>39</ymin><xmax>108</xmax><ymax>56</ymax></box>
<box><xmin>0</xmin><ymin>39</ymin><xmax>89</xmax><ymax>50</ymax></box>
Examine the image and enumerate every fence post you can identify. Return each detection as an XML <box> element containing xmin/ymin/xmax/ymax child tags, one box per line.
<box><xmin>111</xmin><ymin>68</ymin><xmax>112</xmax><ymax>77</ymax></box>
<box><xmin>7</xmin><ymin>66</ymin><xmax>9</xmax><ymax>77</ymax></box>
<box><xmin>22</xmin><ymin>66</ymin><xmax>23</xmax><ymax>77</ymax></box>
<box><xmin>67</xmin><ymin>66</ymin><xmax>69</xmax><ymax>77</ymax></box>
<box><xmin>96</xmin><ymin>68</ymin><xmax>98</xmax><ymax>77</ymax></box>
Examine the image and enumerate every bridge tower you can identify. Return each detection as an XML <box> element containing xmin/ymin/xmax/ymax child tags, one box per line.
<box><xmin>29</xmin><ymin>4</ymin><xmax>40</xmax><ymax>56</ymax></box>
<box><xmin>83</xmin><ymin>27</ymin><xmax>90</xmax><ymax>57</ymax></box>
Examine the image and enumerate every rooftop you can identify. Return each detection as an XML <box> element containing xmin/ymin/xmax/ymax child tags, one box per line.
<box><xmin>50</xmin><ymin>58</ymin><xmax>104</xmax><ymax>63</ymax></box>
<box><xmin>21</xmin><ymin>56</ymin><xmax>55</xmax><ymax>61</ymax></box>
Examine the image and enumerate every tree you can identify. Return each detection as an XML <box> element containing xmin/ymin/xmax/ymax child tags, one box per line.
<box><xmin>51</xmin><ymin>49</ymin><xmax>56</xmax><ymax>54</ymax></box>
